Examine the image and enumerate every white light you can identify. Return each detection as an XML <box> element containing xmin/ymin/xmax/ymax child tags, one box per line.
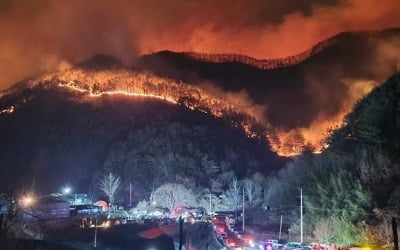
<box><xmin>63</xmin><ymin>187</ymin><xmax>71</xmax><ymax>194</ymax></box>
<box><xmin>21</xmin><ymin>196</ymin><xmax>35</xmax><ymax>207</ymax></box>
<box><xmin>249</xmin><ymin>240</ymin><xmax>255</xmax><ymax>247</ymax></box>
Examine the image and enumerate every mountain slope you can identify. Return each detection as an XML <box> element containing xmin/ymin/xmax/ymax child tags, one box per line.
<box><xmin>136</xmin><ymin>28</ymin><xmax>400</xmax><ymax>155</ymax></box>
<box><xmin>262</xmin><ymin>73</ymin><xmax>400</xmax><ymax>245</ymax></box>
<box><xmin>328</xmin><ymin>72</ymin><xmax>400</xmax><ymax>194</ymax></box>
<box><xmin>137</xmin><ymin>28</ymin><xmax>400</xmax><ymax>128</ymax></box>
<box><xmin>0</xmin><ymin>84</ymin><xmax>284</xmax><ymax>195</ymax></box>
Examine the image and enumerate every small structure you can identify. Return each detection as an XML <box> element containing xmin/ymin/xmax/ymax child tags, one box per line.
<box><xmin>62</xmin><ymin>193</ymin><xmax>92</xmax><ymax>206</ymax></box>
<box><xmin>94</xmin><ymin>200</ymin><xmax>109</xmax><ymax>212</ymax></box>
<box><xmin>23</xmin><ymin>196</ymin><xmax>70</xmax><ymax>221</ymax></box>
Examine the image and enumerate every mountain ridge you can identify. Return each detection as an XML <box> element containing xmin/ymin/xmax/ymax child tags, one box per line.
<box><xmin>138</xmin><ymin>27</ymin><xmax>400</xmax><ymax>71</ymax></box>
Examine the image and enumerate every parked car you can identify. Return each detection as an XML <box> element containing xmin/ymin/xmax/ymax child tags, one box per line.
<box><xmin>241</xmin><ymin>234</ymin><xmax>254</xmax><ymax>245</ymax></box>
<box><xmin>264</xmin><ymin>242</ymin><xmax>274</xmax><ymax>250</ymax></box>
<box><xmin>265</xmin><ymin>239</ymin><xmax>283</xmax><ymax>250</ymax></box>
<box><xmin>252</xmin><ymin>240</ymin><xmax>281</xmax><ymax>250</ymax></box>
<box><xmin>284</xmin><ymin>242</ymin><xmax>303</xmax><ymax>250</ymax></box>
<box><xmin>225</xmin><ymin>238</ymin><xmax>240</xmax><ymax>248</ymax></box>
<box><xmin>254</xmin><ymin>240</ymin><xmax>267</xmax><ymax>249</ymax></box>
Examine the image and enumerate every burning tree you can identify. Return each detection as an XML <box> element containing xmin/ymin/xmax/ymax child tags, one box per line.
<box><xmin>98</xmin><ymin>172</ymin><xmax>121</xmax><ymax>216</ymax></box>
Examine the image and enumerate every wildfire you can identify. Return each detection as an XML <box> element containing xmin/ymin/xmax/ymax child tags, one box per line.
<box><xmin>31</xmin><ymin>67</ymin><xmax>265</xmax><ymax>140</ymax></box>
<box><xmin>183</xmin><ymin>38</ymin><xmax>335</xmax><ymax>70</ymax></box>
<box><xmin>23</xmin><ymin>68</ymin><xmax>375</xmax><ymax>157</ymax></box>
<box><xmin>267</xmin><ymin>79</ymin><xmax>377</xmax><ymax>156</ymax></box>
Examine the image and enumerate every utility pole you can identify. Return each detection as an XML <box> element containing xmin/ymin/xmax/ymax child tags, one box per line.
<box><xmin>300</xmin><ymin>188</ymin><xmax>303</xmax><ymax>244</ymax></box>
<box><xmin>0</xmin><ymin>213</ymin><xmax>3</xmax><ymax>235</ymax></box>
<box><xmin>242</xmin><ymin>187</ymin><xmax>245</xmax><ymax>232</ymax></box>
<box><xmin>94</xmin><ymin>216</ymin><xmax>98</xmax><ymax>248</ymax></box>
<box><xmin>209</xmin><ymin>192</ymin><xmax>212</xmax><ymax>215</ymax></box>
<box><xmin>129</xmin><ymin>182</ymin><xmax>132</xmax><ymax>207</ymax></box>
<box><xmin>179</xmin><ymin>216</ymin><xmax>183</xmax><ymax>250</ymax></box>
<box><xmin>279</xmin><ymin>215</ymin><xmax>283</xmax><ymax>241</ymax></box>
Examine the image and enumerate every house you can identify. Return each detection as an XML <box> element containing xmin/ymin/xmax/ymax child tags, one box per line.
<box><xmin>23</xmin><ymin>196</ymin><xmax>70</xmax><ymax>221</ymax></box>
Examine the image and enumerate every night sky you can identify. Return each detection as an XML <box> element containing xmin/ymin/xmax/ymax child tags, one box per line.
<box><xmin>0</xmin><ymin>0</ymin><xmax>399</xmax><ymax>89</ymax></box>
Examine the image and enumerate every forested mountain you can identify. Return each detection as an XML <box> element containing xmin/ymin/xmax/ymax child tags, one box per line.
<box><xmin>264</xmin><ymin>73</ymin><xmax>400</xmax><ymax>246</ymax></box>
<box><xmin>0</xmin><ymin>84</ymin><xmax>284</xmax><ymax>198</ymax></box>
<box><xmin>136</xmin><ymin>28</ymin><xmax>400</xmax><ymax>130</ymax></box>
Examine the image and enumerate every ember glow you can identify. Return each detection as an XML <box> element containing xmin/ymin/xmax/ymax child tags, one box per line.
<box><xmin>0</xmin><ymin>0</ymin><xmax>398</xmax><ymax>156</ymax></box>
<box><xmin>267</xmin><ymin>79</ymin><xmax>377</xmax><ymax>156</ymax></box>
<box><xmin>31</xmin><ymin>68</ymin><xmax>266</xmax><ymax>142</ymax></box>
<box><xmin>182</xmin><ymin>38</ymin><xmax>334</xmax><ymax>70</ymax></box>
<box><xmin>18</xmin><ymin>67</ymin><xmax>372</xmax><ymax>156</ymax></box>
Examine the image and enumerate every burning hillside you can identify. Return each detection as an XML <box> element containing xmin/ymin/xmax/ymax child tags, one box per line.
<box><xmin>0</xmin><ymin>64</ymin><xmax>368</xmax><ymax>157</ymax></box>
<box><xmin>25</xmin><ymin>67</ymin><xmax>265</xmax><ymax>138</ymax></box>
<box><xmin>182</xmin><ymin>36</ymin><xmax>336</xmax><ymax>70</ymax></box>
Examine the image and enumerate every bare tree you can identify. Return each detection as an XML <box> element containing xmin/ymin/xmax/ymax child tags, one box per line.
<box><xmin>150</xmin><ymin>183</ymin><xmax>196</xmax><ymax>212</ymax></box>
<box><xmin>197</xmin><ymin>190</ymin><xmax>221</xmax><ymax>215</ymax></box>
<box><xmin>221</xmin><ymin>177</ymin><xmax>242</xmax><ymax>212</ymax></box>
<box><xmin>313</xmin><ymin>218</ymin><xmax>334</xmax><ymax>243</ymax></box>
<box><xmin>99</xmin><ymin>172</ymin><xmax>121</xmax><ymax>216</ymax></box>
<box><xmin>243</xmin><ymin>178</ymin><xmax>262</xmax><ymax>208</ymax></box>
<box><xmin>0</xmin><ymin>191</ymin><xmax>20</xmax><ymax>237</ymax></box>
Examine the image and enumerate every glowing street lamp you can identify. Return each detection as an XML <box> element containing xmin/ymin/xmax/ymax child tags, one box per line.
<box><xmin>63</xmin><ymin>186</ymin><xmax>72</xmax><ymax>195</ymax></box>
<box><xmin>21</xmin><ymin>195</ymin><xmax>35</xmax><ymax>207</ymax></box>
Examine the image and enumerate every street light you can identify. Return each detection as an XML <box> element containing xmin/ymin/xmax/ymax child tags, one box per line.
<box><xmin>63</xmin><ymin>186</ymin><xmax>72</xmax><ymax>195</ymax></box>
<box><xmin>21</xmin><ymin>195</ymin><xmax>35</xmax><ymax>207</ymax></box>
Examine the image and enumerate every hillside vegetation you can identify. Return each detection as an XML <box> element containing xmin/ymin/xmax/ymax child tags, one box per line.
<box><xmin>264</xmin><ymin>73</ymin><xmax>400</xmax><ymax>246</ymax></box>
<box><xmin>0</xmin><ymin>85</ymin><xmax>283</xmax><ymax>198</ymax></box>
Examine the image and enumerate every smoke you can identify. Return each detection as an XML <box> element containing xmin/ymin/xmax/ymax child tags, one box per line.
<box><xmin>0</xmin><ymin>0</ymin><xmax>399</xmax><ymax>156</ymax></box>
<box><xmin>0</xmin><ymin>0</ymin><xmax>399</xmax><ymax>90</ymax></box>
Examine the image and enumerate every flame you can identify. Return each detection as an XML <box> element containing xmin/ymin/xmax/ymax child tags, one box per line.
<box><xmin>183</xmin><ymin>38</ymin><xmax>334</xmax><ymax>70</ymax></box>
<box><xmin>31</xmin><ymin>68</ymin><xmax>265</xmax><ymax>139</ymax></box>
<box><xmin>20</xmin><ymin>69</ymin><xmax>376</xmax><ymax>157</ymax></box>
<box><xmin>267</xmin><ymin>79</ymin><xmax>377</xmax><ymax>156</ymax></box>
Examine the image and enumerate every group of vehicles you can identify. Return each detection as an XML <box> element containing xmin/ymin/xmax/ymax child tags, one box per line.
<box><xmin>212</xmin><ymin>213</ymin><xmax>247</xmax><ymax>249</ymax></box>
<box><xmin>210</xmin><ymin>212</ymin><xmax>358</xmax><ymax>250</ymax></box>
<box><xmin>211</xmin><ymin>212</ymin><xmax>284</xmax><ymax>250</ymax></box>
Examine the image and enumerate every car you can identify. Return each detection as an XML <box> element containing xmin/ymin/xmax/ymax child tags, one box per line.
<box><xmin>241</xmin><ymin>234</ymin><xmax>254</xmax><ymax>245</ymax></box>
<box><xmin>307</xmin><ymin>242</ymin><xmax>324</xmax><ymax>250</ymax></box>
<box><xmin>265</xmin><ymin>239</ymin><xmax>284</xmax><ymax>250</ymax></box>
<box><xmin>225</xmin><ymin>238</ymin><xmax>240</xmax><ymax>248</ymax></box>
<box><xmin>284</xmin><ymin>242</ymin><xmax>303</xmax><ymax>250</ymax></box>
<box><xmin>264</xmin><ymin>242</ymin><xmax>274</xmax><ymax>250</ymax></box>
<box><xmin>252</xmin><ymin>240</ymin><xmax>279</xmax><ymax>250</ymax></box>
<box><xmin>253</xmin><ymin>240</ymin><xmax>267</xmax><ymax>249</ymax></box>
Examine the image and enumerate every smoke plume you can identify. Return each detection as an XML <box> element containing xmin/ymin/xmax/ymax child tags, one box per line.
<box><xmin>0</xmin><ymin>0</ymin><xmax>399</xmax><ymax>90</ymax></box>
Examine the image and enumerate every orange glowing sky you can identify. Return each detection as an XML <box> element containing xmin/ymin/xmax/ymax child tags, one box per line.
<box><xmin>0</xmin><ymin>0</ymin><xmax>399</xmax><ymax>89</ymax></box>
